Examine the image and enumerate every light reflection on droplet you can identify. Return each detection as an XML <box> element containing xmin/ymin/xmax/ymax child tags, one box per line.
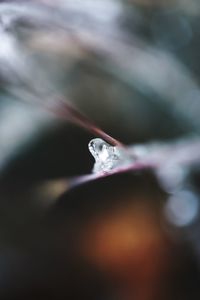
<box><xmin>88</xmin><ymin>138</ymin><xmax>119</xmax><ymax>173</ymax></box>
<box><xmin>165</xmin><ymin>190</ymin><xmax>199</xmax><ymax>227</ymax></box>
<box><xmin>88</xmin><ymin>138</ymin><xmax>133</xmax><ymax>173</ymax></box>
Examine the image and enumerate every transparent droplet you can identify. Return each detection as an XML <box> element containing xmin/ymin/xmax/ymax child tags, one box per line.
<box><xmin>88</xmin><ymin>138</ymin><xmax>123</xmax><ymax>173</ymax></box>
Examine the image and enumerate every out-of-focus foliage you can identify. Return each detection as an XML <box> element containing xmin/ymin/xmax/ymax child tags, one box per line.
<box><xmin>0</xmin><ymin>0</ymin><xmax>200</xmax><ymax>299</ymax></box>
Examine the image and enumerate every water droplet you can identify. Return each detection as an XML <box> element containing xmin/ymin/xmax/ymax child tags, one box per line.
<box><xmin>88</xmin><ymin>138</ymin><xmax>127</xmax><ymax>173</ymax></box>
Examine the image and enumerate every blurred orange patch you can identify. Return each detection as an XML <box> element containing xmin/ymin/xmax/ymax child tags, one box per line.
<box><xmin>80</xmin><ymin>200</ymin><xmax>171</xmax><ymax>300</ymax></box>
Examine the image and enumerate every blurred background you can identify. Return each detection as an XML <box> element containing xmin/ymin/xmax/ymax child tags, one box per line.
<box><xmin>0</xmin><ymin>0</ymin><xmax>200</xmax><ymax>299</ymax></box>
